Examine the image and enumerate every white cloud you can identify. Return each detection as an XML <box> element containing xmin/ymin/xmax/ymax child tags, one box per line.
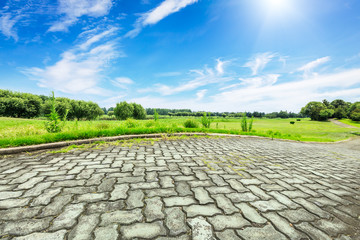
<box><xmin>297</xmin><ymin>56</ymin><xmax>331</xmax><ymax>77</ymax></box>
<box><xmin>244</xmin><ymin>52</ymin><xmax>275</xmax><ymax>76</ymax></box>
<box><xmin>111</xmin><ymin>77</ymin><xmax>134</xmax><ymax>89</ymax></box>
<box><xmin>0</xmin><ymin>12</ymin><xmax>21</xmax><ymax>41</ymax></box>
<box><xmin>212</xmin><ymin>68</ymin><xmax>360</xmax><ymax>112</ymax></box>
<box><xmin>196</xmin><ymin>89</ymin><xmax>207</xmax><ymax>100</ymax></box>
<box><xmin>22</xmin><ymin>28</ymin><xmax>121</xmax><ymax>95</ymax></box>
<box><xmin>155</xmin><ymin>72</ymin><xmax>182</xmax><ymax>77</ymax></box>
<box><xmin>239</xmin><ymin>74</ymin><xmax>280</xmax><ymax>87</ymax></box>
<box><xmin>139</xmin><ymin>59</ymin><xmax>233</xmax><ymax>95</ymax></box>
<box><xmin>49</xmin><ymin>0</ymin><xmax>113</xmax><ymax>32</ymax></box>
<box><xmin>126</xmin><ymin>0</ymin><xmax>198</xmax><ymax>38</ymax></box>
<box><xmin>216</xmin><ymin>58</ymin><xmax>229</xmax><ymax>75</ymax></box>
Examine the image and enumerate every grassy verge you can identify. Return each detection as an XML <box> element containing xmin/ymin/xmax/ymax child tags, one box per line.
<box><xmin>339</xmin><ymin>119</ymin><xmax>360</xmax><ymax>128</ymax></box>
<box><xmin>0</xmin><ymin>117</ymin><xmax>359</xmax><ymax>148</ymax></box>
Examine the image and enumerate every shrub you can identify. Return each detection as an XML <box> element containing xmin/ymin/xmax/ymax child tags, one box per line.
<box><xmin>297</xmin><ymin>119</ymin><xmax>301</xmax><ymax>121</ymax></box>
<box><xmin>96</xmin><ymin>122</ymin><xmax>110</xmax><ymax>129</ymax></box>
<box><xmin>108</xmin><ymin>111</ymin><xmax>114</xmax><ymax>116</ymax></box>
<box><xmin>350</xmin><ymin>111</ymin><xmax>360</xmax><ymax>121</ymax></box>
<box><xmin>154</xmin><ymin>109</ymin><xmax>159</xmax><ymax>121</ymax></box>
<box><xmin>124</xmin><ymin>118</ymin><xmax>138</xmax><ymax>128</ymax></box>
<box><xmin>44</xmin><ymin>92</ymin><xmax>68</xmax><ymax>133</ymax></box>
<box><xmin>183</xmin><ymin>119</ymin><xmax>199</xmax><ymax>128</ymax></box>
<box><xmin>145</xmin><ymin>120</ymin><xmax>156</xmax><ymax>127</ymax></box>
<box><xmin>290</xmin><ymin>121</ymin><xmax>295</xmax><ymax>124</ymax></box>
<box><xmin>132</xmin><ymin>103</ymin><xmax>146</xmax><ymax>120</ymax></box>
<box><xmin>114</xmin><ymin>101</ymin><xmax>134</xmax><ymax>120</ymax></box>
<box><xmin>201</xmin><ymin>112</ymin><xmax>212</xmax><ymax>128</ymax></box>
<box><xmin>241</xmin><ymin>114</ymin><xmax>254</xmax><ymax>132</ymax></box>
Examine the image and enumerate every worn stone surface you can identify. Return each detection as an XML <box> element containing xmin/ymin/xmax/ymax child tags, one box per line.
<box><xmin>1</xmin><ymin>136</ymin><xmax>360</xmax><ymax>239</ymax></box>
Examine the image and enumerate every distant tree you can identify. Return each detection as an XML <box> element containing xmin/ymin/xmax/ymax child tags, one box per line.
<box><xmin>114</xmin><ymin>101</ymin><xmax>134</xmax><ymax>120</ymax></box>
<box><xmin>319</xmin><ymin>109</ymin><xmax>334</xmax><ymax>121</ymax></box>
<box><xmin>301</xmin><ymin>101</ymin><xmax>326</xmax><ymax>121</ymax></box>
<box><xmin>132</xmin><ymin>103</ymin><xmax>146</xmax><ymax>119</ymax></box>
<box><xmin>333</xmin><ymin>107</ymin><xmax>347</xmax><ymax>119</ymax></box>
<box><xmin>349</xmin><ymin>102</ymin><xmax>360</xmax><ymax>121</ymax></box>
<box><xmin>102</xmin><ymin>107</ymin><xmax>107</xmax><ymax>115</ymax></box>
<box><xmin>278</xmin><ymin>110</ymin><xmax>289</xmax><ymax>119</ymax></box>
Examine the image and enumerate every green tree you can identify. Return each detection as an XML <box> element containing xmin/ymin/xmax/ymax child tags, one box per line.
<box><xmin>154</xmin><ymin>109</ymin><xmax>159</xmax><ymax>121</ymax></box>
<box><xmin>132</xmin><ymin>103</ymin><xmax>146</xmax><ymax>119</ymax></box>
<box><xmin>319</xmin><ymin>109</ymin><xmax>334</xmax><ymax>121</ymax></box>
<box><xmin>114</xmin><ymin>101</ymin><xmax>134</xmax><ymax>120</ymax></box>
<box><xmin>349</xmin><ymin>102</ymin><xmax>360</xmax><ymax>121</ymax></box>
<box><xmin>301</xmin><ymin>101</ymin><xmax>326</xmax><ymax>121</ymax></box>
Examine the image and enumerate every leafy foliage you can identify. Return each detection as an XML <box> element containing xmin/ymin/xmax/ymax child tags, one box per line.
<box><xmin>201</xmin><ymin>112</ymin><xmax>212</xmax><ymax>128</ymax></box>
<box><xmin>154</xmin><ymin>109</ymin><xmax>159</xmax><ymax>121</ymax></box>
<box><xmin>114</xmin><ymin>101</ymin><xmax>134</xmax><ymax>120</ymax></box>
<box><xmin>44</xmin><ymin>92</ymin><xmax>68</xmax><ymax>133</ymax></box>
<box><xmin>183</xmin><ymin>119</ymin><xmax>199</xmax><ymax>128</ymax></box>
<box><xmin>132</xmin><ymin>103</ymin><xmax>146</xmax><ymax>120</ymax></box>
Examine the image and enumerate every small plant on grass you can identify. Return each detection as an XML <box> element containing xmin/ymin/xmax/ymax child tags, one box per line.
<box><xmin>297</xmin><ymin>119</ymin><xmax>301</xmax><ymax>121</ymax></box>
<box><xmin>124</xmin><ymin>118</ymin><xmax>138</xmax><ymax>128</ymax></box>
<box><xmin>154</xmin><ymin>109</ymin><xmax>159</xmax><ymax>121</ymax></box>
<box><xmin>241</xmin><ymin>114</ymin><xmax>254</xmax><ymax>132</ymax></box>
<box><xmin>201</xmin><ymin>112</ymin><xmax>212</xmax><ymax>128</ymax></box>
<box><xmin>183</xmin><ymin>119</ymin><xmax>199</xmax><ymax>128</ymax></box>
<box><xmin>290</xmin><ymin>121</ymin><xmax>295</xmax><ymax>124</ymax></box>
<box><xmin>44</xmin><ymin>91</ymin><xmax>68</xmax><ymax>133</ymax></box>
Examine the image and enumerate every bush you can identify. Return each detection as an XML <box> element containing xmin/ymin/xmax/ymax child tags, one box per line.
<box><xmin>201</xmin><ymin>112</ymin><xmax>212</xmax><ymax>128</ymax></box>
<box><xmin>132</xmin><ymin>103</ymin><xmax>146</xmax><ymax>120</ymax></box>
<box><xmin>114</xmin><ymin>101</ymin><xmax>134</xmax><ymax>120</ymax></box>
<box><xmin>350</xmin><ymin>110</ymin><xmax>360</xmax><ymax>121</ymax></box>
<box><xmin>297</xmin><ymin>119</ymin><xmax>301</xmax><ymax>121</ymax></box>
<box><xmin>108</xmin><ymin>111</ymin><xmax>114</xmax><ymax>116</ymax></box>
<box><xmin>44</xmin><ymin>92</ymin><xmax>68</xmax><ymax>133</ymax></box>
<box><xmin>124</xmin><ymin>118</ymin><xmax>138</xmax><ymax>128</ymax></box>
<box><xmin>154</xmin><ymin>109</ymin><xmax>159</xmax><ymax>121</ymax></box>
<box><xmin>183</xmin><ymin>119</ymin><xmax>199</xmax><ymax>128</ymax></box>
<box><xmin>290</xmin><ymin>121</ymin><xmax>295</xmax><ymax>124</ymax></box>
<box><xmin>96</xmin><ymin>122</ymin><xmax>110</xmax><ymax>129</ymax></box>
<box><xmin>241</xmin><ymin>114</ymin><xmax>253</xmax><ymax>132</ymax></box>
<box><xmin>145</xmin><ymin>120</ymin><xmax>156</xmax><ymax>128</ymax></box>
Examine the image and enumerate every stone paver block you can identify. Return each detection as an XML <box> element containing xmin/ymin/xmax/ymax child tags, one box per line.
<box><xmin>94</xmin><ymin>224</ymin><xmax>119</xmax><ymax>240</ymax></box>
<box><xmin>50</xmin><ymin>203</ymin><xmax>85</xmax><ymax>230</ymax></box>
<box><xmin>12</xmin><ymin>230</ymin><xmax>67</xmax><ymax>240</ymax></box>
<box><xmin>187</xmin><ymin>217</ymin><xmax>214</xmax><ymax>240</ymax></box>
<box><xmin>0</xmin><ymin>198</ymin><xmax>30</xmax><ymax>209</ymax></box>
<box><xmin>184</xmin><ymin>204</ymin><xmax>222</xmax><ymax>217</ymax></box>
<box><xmin>164</xmin><ymin>196</ymin><xmax>197</xmax><ymax>207</ymax></box>
<box><xmin>314</xmin><ymin>218</ymin><xmax>355</xmax><ymax>237</ymax></box>
<box><xmin>295</xmin><ymin>222</ymin><xmax>332</xmax><ymax>240</ymax></box>
<box><xmin>235</xmin><ymin>203</ymin><xmax>267</xmax><ymax>224</ymax></box>
<box><xmin>126</xmin><ymin>190</ymin><xmax>144</xmax><ymax>209</ymax></box>
<box><xmin>279</xmin><ymin>208</ymin><xmax>317</xmax><ymax>223</ymax></box>
<box><xmin>75</xmin><ymin>193</ymin><xmax>107</xmax><ymax>203</ymax></box>
<box><xmin>215</xmin><ymin>229</ymin><xmax>241</xmax><ymax>240</ymax></box>
<box><xmin>250</xmin><ymin>200</ymin><xmax>287</xmax><ymax>212</ymax></box>
<box><xmin>227</xmin><ymin>192</ymin><xmax>259</xmax><ymax>202</ymax></box>
<box><xmin>145</xmin><ymin>197</ymin><xmax>165</xmax><ymax>222</ymax></box>
<box><xmin>100</xmin><ymin>208</ymin><xmax>143</xmax><ymax>226</ymax></box>
<box><xmin>208</xmin><ymin>213</ymin><xmax>251</xmax><ymax>231</ymax></box>
<box><xmin>193</xmin><ymin>187</ymin><xmax>213</xmax><ymax>204</ymax></box>
<box><xmin>263</xmin><ymin>212</ymin><xmax>308</xmax><ymax>239</ymax></box>
<box><xmin>212</xmin><ymin>194</ymin><xmax>238</xmax><ymax>214</ymax></box>
<box><xmin>165</xmin><ymin>207</ymin><xmax>188</xmax><ymax>236</ymax></box>
<box><xmin>2</xmin><ymin>217</ymin><xmax>52</xmax><ymax>235</ymax></box>
<box><xmin>68</xmin><ymin>213</ymin><xmax>100</xmax><ymax>240</ymax></box>
<box><xmin>109</xmin><ymin>184</ymin><xmax>129</xmax><ymax>200</ymax></box>
<box><xmin>120</xmin><ymin>221</ymin><xmax>166</xmax><ymax>239</ymax></box>
<box><xmin>0</xmin><ymin>191</ymin><xmax>23</xmax><ymax>200</ymax></box>
<box><xmin>237</xmin><ymin>224</ymin><xmax>287</xmax><ymax>240</ymax></box>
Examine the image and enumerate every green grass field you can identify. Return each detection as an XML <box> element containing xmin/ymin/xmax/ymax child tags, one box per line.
<box><xmin>0</xmin><ymin>117</ymin><xmax>359</xmax><ymax>148</ymax></box>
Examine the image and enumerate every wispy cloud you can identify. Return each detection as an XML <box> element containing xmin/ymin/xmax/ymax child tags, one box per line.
<box><xmin>244</xmin><ymin>52</ymin><xmax>276</xmax><ymax>76</ymax></box>
<box><xmin>239</xmin><ymin>74</ymin><xmax>280</xmax><ymax>87</ymax></box>
<box><xmin>126</xmin><ymin>0</ymin><xmax>198</xmax><ymax>38</ymax></box>
<box><xmin>139</xmin><ymin>59</ymin><xmax>233</xmax><ymax>95</ymax></box>
<box><xmin>297</xmin><ymin>56</ymin><xmax>331</xmax><ymax>78</ymax></box>
<box><xmin>49</xmin><ymin>0</ymin><xmax>113</xmax><ymax>32</ymax></box>
<box><xmin>196</xmin><ymin>89</ymin><xmax>207</xmax><ymax>100</ymax></box>
<box><xmin>111</xmin><ymin>77</ymin><xmax>134</xmax><ymax>89</ymax></box>
<box><xmin>0</xmin><ymin>12</ymin><xmax>20</xmax><ymax>41</ymax></box>
<box><xmin>155</xmin><ymin>72</ymin><xmax>182</xmax><ymax>77</ymax></box>
<box><xmin>22</xmin><ymin>27</ymin><xmax>121</xmax><ymax>95</ymax></box>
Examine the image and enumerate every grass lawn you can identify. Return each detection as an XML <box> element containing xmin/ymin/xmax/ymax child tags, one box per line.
<box><xmin>339</xmin><ymin>119</ymin><xmax>360</xmax><ymax>128</ymax></box>
<box><xmin>0</xmin><ymin>117</ymin><xmax>359</xmax><ymax>148</ymax></box>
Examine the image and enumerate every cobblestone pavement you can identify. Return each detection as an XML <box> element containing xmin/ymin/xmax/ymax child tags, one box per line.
<box><xmin>0</xmin><ymin>136</ymin><xmax>360</xmax><ymax>240</ymax></box>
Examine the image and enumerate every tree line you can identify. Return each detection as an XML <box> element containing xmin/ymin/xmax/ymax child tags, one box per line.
<box><xmin>301</xmin><ymin>99</ymin><xmax>360</xmax><ymax>121</ymax></box>
<box><xmin>0</xmin><ymin>89</ymin><xmax>103</xmax><ymax>120</ymax></box>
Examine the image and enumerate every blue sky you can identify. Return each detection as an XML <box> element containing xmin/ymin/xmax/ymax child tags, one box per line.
<box><xmin>0</xmin><ymin>0</ymin><xmax>360</xmax><ymax>112</ymax></box>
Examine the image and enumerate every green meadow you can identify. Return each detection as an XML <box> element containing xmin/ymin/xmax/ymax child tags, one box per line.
<box><xmin>0</xmin><ymin>117</ymin><xmax>359</xmax><ymax>148</ymax></box>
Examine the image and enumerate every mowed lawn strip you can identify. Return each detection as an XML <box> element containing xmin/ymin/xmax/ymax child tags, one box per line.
<box><xmin>0</xmin><ymin>117</ymin><xmax>359</xmax><ymax>148</ymax></box>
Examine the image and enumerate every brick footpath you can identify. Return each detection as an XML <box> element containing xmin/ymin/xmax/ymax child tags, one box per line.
<box><xmin>0</xmin><ymin>137</ymin><xmax>359</xmax><ymax>239</ymax></box>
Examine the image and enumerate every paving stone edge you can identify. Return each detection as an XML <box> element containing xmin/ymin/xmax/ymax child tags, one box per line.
<box><xmin>0</xmin><ymin>133</ymin><xmax>354</xmax><ymax>155</ymax></box>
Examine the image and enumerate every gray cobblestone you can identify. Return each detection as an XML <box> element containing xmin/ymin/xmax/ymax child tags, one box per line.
<box><xmin>120</xmin><ymin>221</ymin><xmax>166</xmax><ymax>239</ymax></box>
<box><xmin>1</xmin><ymin>137</ymin><xmax>360</xmax><ymax>239</ymax></box>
